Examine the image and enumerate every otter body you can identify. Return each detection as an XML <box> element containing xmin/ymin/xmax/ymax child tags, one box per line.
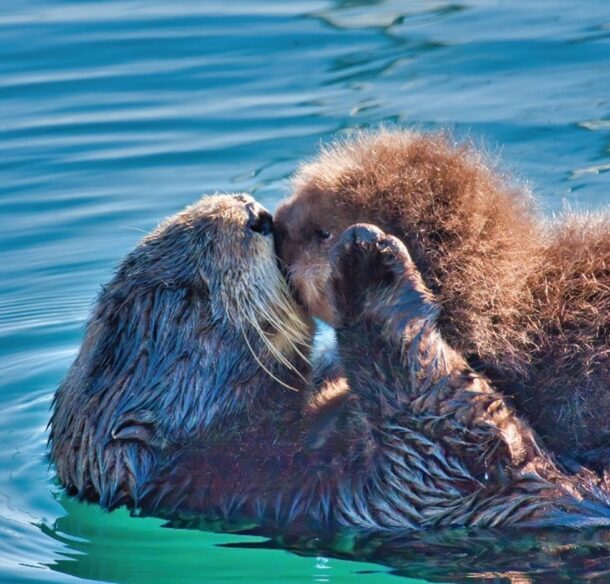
<box><xmin>49</xmin><ymin>194</ymin><xmax>313</xmax><ymax>512</ymax></box>
<box><xmin>163</xmin><ymin>225</ymin><xmax>610</xmax><ymax>530</ymax></box>
<box><xmin>308</xmin><ymin>225</ymin><xmax>610</xmax><ymax>530</ymax></box>
<box><xmin>50</xmin><ymin>196</ymin><xmax>610</xmax><ymax>530</ymax></box>
<box><xmin>275</xmin><ymin>130</ymin><xmax>610</xmax><ymax>462</ymax></box>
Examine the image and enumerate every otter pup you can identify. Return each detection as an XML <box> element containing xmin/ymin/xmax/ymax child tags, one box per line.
<box><xmin>49</xmin><ymin>194</ymin><xmax>313</xmax><ymax>512</ymax></box>
<box><xmin>274</xmin><ymin>130</ymin><xmax>610</xmax><ymax>463</ymax></box>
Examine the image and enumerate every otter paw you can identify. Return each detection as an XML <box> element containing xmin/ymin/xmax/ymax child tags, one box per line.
<box><xmin>329</xmin><ymin>224</ymin><xmax>416</xmax><ymax>321</ymax></box>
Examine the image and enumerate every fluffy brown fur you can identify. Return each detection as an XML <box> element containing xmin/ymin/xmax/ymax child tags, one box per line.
<box><xmin>274</xmin><ymin>129</ymin><xmax>610</xmax><ymax>460</ymax></box>
<box><xmin>529</xmin><ymin>214</ymin><xmax>610</xmax><ymax>454</ymax></box>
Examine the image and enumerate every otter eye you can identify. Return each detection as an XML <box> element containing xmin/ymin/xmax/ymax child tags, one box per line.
<box><xmin>315</xmin><ymin>229</ymin><xmax>332</xmax><ymax>241</ymax></box>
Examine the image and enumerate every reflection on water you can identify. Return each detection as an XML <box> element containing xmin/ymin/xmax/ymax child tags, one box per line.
<box><xmin>43</xmin><ymin>498</ymin><xmax>400</xmax><ymax>584</ymax></box>
<box><xmin>46</xmin><ymin>498</ymin><xmax>610</xmax><ymax>584</ymax></box>
<box><xmin>1</xmin><ymin>0</ymin><xmax>609</xmax><ymax>582</ymax></box>
<box><xmin>233</xmin><ymin>527</ymin><xmax>610</xmax><ymax>583</ymax></box>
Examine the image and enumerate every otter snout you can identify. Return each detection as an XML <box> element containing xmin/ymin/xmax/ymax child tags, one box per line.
<box><xmin>246</xmin><ymin>203</ymin><xmax>273</xmax><ymax>236</ymax></box>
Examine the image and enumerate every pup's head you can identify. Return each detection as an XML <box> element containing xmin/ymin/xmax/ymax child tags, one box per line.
<box><xmin>275</xmin><ymin>129</ymin><xmax>541</xmax><ymax>363</ymax></box>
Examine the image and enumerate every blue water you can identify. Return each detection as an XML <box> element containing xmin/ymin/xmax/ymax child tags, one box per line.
<box><xmin>1</xmin><ymin>1</ymin><xmax>609</xmax><ymax>582</ymax></box>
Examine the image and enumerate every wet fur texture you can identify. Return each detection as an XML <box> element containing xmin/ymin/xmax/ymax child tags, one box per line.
<box><xmin>314</xmin><ymin>225</ymin><xmax>610</xmax><ymax>530</ymax></box>
<box><xmin>49</xmin><ymin>194</ymin><xmax>313</xmax><ymax>510</ymax></box>
<box><xmin>163</xmin><ymin>226</ymin><xmax>610</xmax><ymax>531</ymax></box>
<box><xmin>275</xmin><ymin>130</ymin><xmax>610</xmax><ymax>460</ymax></box>
<box><xmin>50</xmin><ymin>199</ymin><xmax>610</xmax><ymax>531</ymax></box>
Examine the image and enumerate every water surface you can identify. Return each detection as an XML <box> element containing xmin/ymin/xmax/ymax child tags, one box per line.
<box><xmin>1</xmin><ymin>1</ymin><xmax>610</xmax><ymax>582</ymax></box>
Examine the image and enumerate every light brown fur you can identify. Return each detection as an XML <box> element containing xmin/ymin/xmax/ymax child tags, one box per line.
<box><xmin>275</xmin><ymin>129</ymin><xmax>610</xmax><ymax>460</ymax></box>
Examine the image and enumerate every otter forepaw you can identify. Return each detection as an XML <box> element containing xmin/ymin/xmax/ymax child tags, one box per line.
<box><xmin>329</xmin><ymin>224</ymin><xmax>419</xmax><ymax>321</ymax></box>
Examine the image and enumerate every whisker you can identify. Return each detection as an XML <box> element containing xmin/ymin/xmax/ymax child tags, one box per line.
<box><xmin>244</xmin><ymin>298</ymin><xmax>311</xmax><ymax>365</ymax></box>
<box><xmin>242</xmin><ymin>305</ymin><xmax>308</xmax><ymax>381</ymax></box>
<box><xmin>239</xmin><ymin>328</ymin><xmax>300</xmax><ymax>393</ymax></box>
<box><xmin>224</xmin><ymin>250</ymin><xmax>312</xmax><ymax>388</ymax></box>
<box><xmin>121</xmin><ymin>225</ymin><xmax>150</xmax><ymax>235</ymax></box>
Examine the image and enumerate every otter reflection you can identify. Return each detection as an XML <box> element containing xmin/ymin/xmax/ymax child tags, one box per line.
<box><xmin>46</xmin><ymin>497</ymin><xmax>610</xmax><ymax>584</ymax></box>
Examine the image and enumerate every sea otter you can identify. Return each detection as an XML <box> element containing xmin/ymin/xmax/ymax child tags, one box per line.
<box><xmin>278</xmin><ymin>223</ymin><xmax>610</xmax><ymax>530</ymax></box>
<box><xmin>50</xmin><ymin>196</ymin><xmax>610</xmax><ymax>530</ymax></box>
<box><xmin>274</xmin><ymin>129</ymin><xmax>610</xmax><ymax>464</ymax></box>
<box><xmin>49</xmin><ymin>194</ymin><xmax>314</xmax><ymax>512</ymax></box>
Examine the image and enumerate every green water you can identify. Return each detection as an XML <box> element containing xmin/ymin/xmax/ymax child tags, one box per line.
<box><xmin>1</xmin><ymin>1</ymin><xmax>609</xmax><ymax>582</ymax></box>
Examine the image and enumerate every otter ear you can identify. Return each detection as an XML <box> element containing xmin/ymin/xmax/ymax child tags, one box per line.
<box><xmin>110</xmin><ymin>410</ymin><xmax>159</xmax><ymax>446</ymax></box>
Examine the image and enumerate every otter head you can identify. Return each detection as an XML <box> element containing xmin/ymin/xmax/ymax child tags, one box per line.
<box><xmin>69</xmin><ymin>194</ymin><xmax>312</xmax><ymax>438</ymax></box>
<box><xmin>275</xmin><ymin>130</ymin><xmax>542</xmax><ymax>369</ymax></box>
<box><xmin>133</xmin><ymin>193</ymin><xmax>313</xmax><ymax>383</ymax></box>
<box><xmin>273</xmin><ymin>130</ymin><xmax>453</xmax><ymax>324</ymax></box>
<box><xmin>117</xmin><ymin>193</ymin><xmax>310</xmax><ymax>352</ymax></box>
<box><xmin>50</xmin><ymin>193</ymin><xmax>314</xmax><ymax>504</ymax></box>
<box><xmin>123</xmin><ymin>193</ymin><xmax>274</xmax><ymax>300</ymax></box>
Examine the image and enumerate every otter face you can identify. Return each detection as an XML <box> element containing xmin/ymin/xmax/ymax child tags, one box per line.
<box><xmin>157</xmin><ymin>194</ymin><xmax>312</xmax><ymax>383</ymax></box>
<box><xmin>134</xmin><ymin>193</ymin><xmax>274</xmax><ymax>293</ymax></box>
<box><xmin>274</xmin><ymin>189</ymin><xmax>365</xmax><ymax>324</ymax></box>
<box><xmin>131</xmin><ymin>193</ymin><xmax>310</xmax><ymax>356</ymax></box>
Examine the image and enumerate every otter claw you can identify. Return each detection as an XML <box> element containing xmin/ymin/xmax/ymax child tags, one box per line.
<box><xmin>346</xmin><ymin>224</ymin><xmax>386</xmax><ymax>247</ymax></box>
<box><xmin>332</xmin><ymin>224</ymin><xmax>413</xmax><ymax>278</ymax></box>
<box><xmin>377</xmin><ymin>235</ymin><xmax>407</xmax><ymax>258</ymax></box>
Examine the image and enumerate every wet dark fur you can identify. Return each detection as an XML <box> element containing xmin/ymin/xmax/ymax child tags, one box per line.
<box><xmin>274</xmin><ymin>129</ymin><xmax>610</xmax><ymax>461</ymax></box>
<box><xmin>49</xmin><ymin>194</ymin><xmax>312</xmax><ymax>511</ymax></box>
<box><xmin>116</xmin><ymin>225</ymin><xmax>610</xmax><ymax>531</ymax></box>
<box><xmin>50</xmin><ymin>199</ymin><xmax>610</xmax><ymax>530</ymax></box>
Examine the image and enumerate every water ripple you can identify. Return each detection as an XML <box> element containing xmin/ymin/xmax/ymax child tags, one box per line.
<box><xmin>0</xmin><ymin>0</ymin><xmax>609</xmax><ymax>582</ymax></box>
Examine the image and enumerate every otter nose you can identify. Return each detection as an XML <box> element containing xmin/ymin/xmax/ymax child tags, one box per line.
<box><xmin>246</xmin><ymin>203</ymin><xmax>273</xmax><ymax>236</ymax></box>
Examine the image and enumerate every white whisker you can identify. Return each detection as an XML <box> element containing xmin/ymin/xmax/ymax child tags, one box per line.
<box><xmin>222</xmin><ymin>244</ymin><xmax>312</xmax><ymax>389</ymax></box>
<box><xmin>239</xmin><ymin>328</ymin><xmax>300</xmax><ymax>393</ymax></box>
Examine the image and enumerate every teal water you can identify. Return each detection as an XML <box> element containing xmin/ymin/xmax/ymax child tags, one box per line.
<box><xmin>1</xmin><ymin>1</ymin><xmax>609</xmax><ymax>582</ymax></box>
